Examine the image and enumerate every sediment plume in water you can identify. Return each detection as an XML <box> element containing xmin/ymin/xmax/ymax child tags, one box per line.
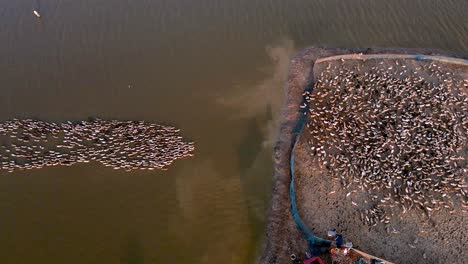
<box><xmin>307</xmin><ymin>59</ymin><xmax>467</xmax><ymax>226</ymax></box>
<box><xmin>0</xmin><ymin>119</ymin><xmax>194</xmax><ymax>172</ymax></box>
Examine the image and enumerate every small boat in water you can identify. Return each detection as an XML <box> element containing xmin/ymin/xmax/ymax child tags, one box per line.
<box><xmin>33</xmin><ymin>10</ymin><xmax>41</xmax><ymax>18</ymax></box>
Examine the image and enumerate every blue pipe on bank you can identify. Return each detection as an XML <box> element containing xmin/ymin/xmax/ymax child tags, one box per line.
<box><xmin>288</xmin><ymin>52</ymin><xmax>468</xmax><ymax>254</ymax></box>
<box><xmin>289</xmin><ymin>83</ymin><xmax>331</xmax><ymax>251</ymax></box>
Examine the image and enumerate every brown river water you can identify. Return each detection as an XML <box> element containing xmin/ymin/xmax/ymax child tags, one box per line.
<box><xmin>0</xmin><ymin>0</ymin><xmax>466</xmax><ymax>263</ymax></box>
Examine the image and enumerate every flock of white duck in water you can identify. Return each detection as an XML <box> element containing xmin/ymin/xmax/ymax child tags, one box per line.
<box><xmin>0</xmin><ymin>119</ymin><xmax>194</xmax><ymax>172</ymax></box>
<box><xmin>0</xmin><ymin>58</ymin><xmax>466</xmax><ymax>230</ymax></box>
<box><xmin>306</xmin><ymin>60</ymin><xmax>467</xmax><ymax>226</ymax></box>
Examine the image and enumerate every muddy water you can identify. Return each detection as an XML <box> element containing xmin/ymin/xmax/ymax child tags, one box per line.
<box><xmin>0</xmin><ymin>0</ymin><xmax>466</xmax><ymax>263</ymax></box>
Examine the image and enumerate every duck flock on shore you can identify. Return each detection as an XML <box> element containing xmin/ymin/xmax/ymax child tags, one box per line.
<box><xmin>0</xmin><ymin>119</ymin><xmax>194</xmax><ymax>173</ymax></box>
<box><xmin>305</xmin><ymin>59</ymin><xmax>467</xmax><ymax>226</ymax></box>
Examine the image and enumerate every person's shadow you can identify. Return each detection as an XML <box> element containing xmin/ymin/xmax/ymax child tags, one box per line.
<box><xmin>119</xmin><ymin>235</ymin><xmax>144</xmax><ymax>264</ymax></box>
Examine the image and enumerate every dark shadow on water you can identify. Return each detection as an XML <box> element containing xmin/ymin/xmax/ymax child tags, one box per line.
<box><xmin>119</xmin><ymin>235</ymin><xmax>144</xmax><ymax>264</ymax></box>
<box><xmin>237</xmin><ymin>118</ymin><xmax>263</xmax><ymax>175</ymax></box>
<box><xmin>237</xmin><ymin>104</ymin><xmax>275</xmax><ymax>262</ymax></box>
<box><xmin>237</xmin><ymin>104</ymin><xmax>273</xmax><ymax>175</ymax></box>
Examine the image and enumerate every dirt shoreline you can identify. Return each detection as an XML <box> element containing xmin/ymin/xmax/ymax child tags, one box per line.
<box><xmin>259</xmin><ymin>47</ymin><xmax>467</xmax><ymax>264</ymax></box>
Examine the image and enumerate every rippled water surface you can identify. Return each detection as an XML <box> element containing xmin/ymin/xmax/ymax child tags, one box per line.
<box><xmin>0</xmin><ymin>0</ymin><xmax>467</xmax><ymax>263</ymax></box>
